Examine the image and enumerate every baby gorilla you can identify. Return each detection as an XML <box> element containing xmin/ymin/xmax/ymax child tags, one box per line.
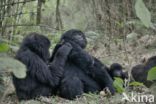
<box><xmin>12</xmin><ymin>32</ymin><xmax>72</xmax><ymax>100</ymax></box>
<box><xmin>131</xmin><ymin>56</ymin><xmax>156</xmax><ymax>87</ymax></box>
<box><xmin>50</xmin><ymin>29</ymin><xmax>115</xmax><ymax>99</ymax></box>
<box><xmin>109</xmin><ymin>63</ymin><xmax>128</xmax><ymax>80</ymax></box>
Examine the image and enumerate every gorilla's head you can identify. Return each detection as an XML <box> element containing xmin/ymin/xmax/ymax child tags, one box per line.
<box><xmin>60</xmin><ymin>29</ymin><xmax>87</xmax><ymax>49</ymax></box>
<box><xmin>22</xmin><ymin>32</ymin><xmax>50</xmax><ymax>61</ymax></box>
<box><xmin>110</xmin><ymin>63</ymin><xmax>127</xmax><ymax>79</ymax></box>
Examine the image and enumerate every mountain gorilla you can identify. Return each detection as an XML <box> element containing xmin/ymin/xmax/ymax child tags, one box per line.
<box><xmin>109</xmin><ymin>63</ymin><xmax>128</xmax><ymax>80</ymax></box>
<box><xmin>131</xmin><ymin>56</ymin><xmax>156</xmax><ymax>87</ymax></box>
<box><xmin>12</xmin><ymin>32</ymin><xmax>72</xmax><ymax>100</ymax></box>
<box><xmin>50</xmin><ymin>29</ymin><xmax>115</xmax><ymax>99</ymax></box>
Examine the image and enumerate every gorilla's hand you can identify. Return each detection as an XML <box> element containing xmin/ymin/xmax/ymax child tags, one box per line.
<box><xmin>53</xmin><ymin>42</ymin><xmax>72</xmax><ymax>60</ymax></box>
<box><xmin>62</xmin><ymin>42</ymin><xmax>73</xmax><ymax>55</ymax></box>
<box><xmin>62</xmin><ymin>39</ymin><xmax>82</xmax><ymax>50</ymax></box>
<box><xmin>49</xmin><ymin>42</ymin><xmax>72</xmax><ymax>79</ymax></box>
<box><xmin>58</xmin><ymin>40</ymin><xmax>83</xmax><ymax>59</ymax></box>
<box><xmin>67</xmin><ymin>40</ymin><xmax>83</xmax><ymax>52</ymax></box>
<box><xmin>49</xmin><ymin>41</ymin><xmax>73</xmax><ymax>62</ymax></box>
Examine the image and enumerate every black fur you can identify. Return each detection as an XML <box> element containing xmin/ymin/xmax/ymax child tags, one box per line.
<box><xmin>109</xmin><ymin>63</ymin><xmax>128</xmax><ymax>80</ymax></box>
<box><xmin>12</xmin><ymin>32</ymin><xmax>72</xmax><ymax>100</ymax></box>
<box><xmin>50</xmin><ymin>29</ymin><xmax>115</xmax><ymax>100</ymax></box>
<box><xmin>131</xmin><ymin>56</ymin><xmax>156</xmax><ymax>87</ymax></box>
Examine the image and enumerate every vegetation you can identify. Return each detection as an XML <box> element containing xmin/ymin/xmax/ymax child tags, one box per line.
<box><xmin>0</xmin><ymin>0</ymin><xmax>156</xmax><ymax>104</ymax></box>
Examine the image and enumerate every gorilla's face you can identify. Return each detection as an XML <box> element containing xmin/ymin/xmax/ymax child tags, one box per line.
<box><xmin>110</xmin><ymin>63</ymin><xmax>128</xmax><ymax>79</ymax></box>
<box><xmin>110</xmin><ymin>63</ymin><xmax>123</xmax><ymax>78</ymax></box>
<box><xmin>61</xmin><ymin>29</ymin><xmax>87</xmax><ymax>49</ymax></box>
<box><xmin>72</xmin><ymin>34</ymin><xmax>87</xmax><ymax>49</ymax></box>
<box><xmin>112</xmin><ymin>70</ymin><xmax>123</xmax><ymax>78</ymax></box>
<box><xmin>22</xmin><ymin>33</ymin><xmax>50</xmax><ymax>61</ymax></box>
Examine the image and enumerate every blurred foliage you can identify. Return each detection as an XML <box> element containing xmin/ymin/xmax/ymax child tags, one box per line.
<box><xmin>0</xmin><ymin>42</ymin><xmax>26</xmax><ymax>79</ymax></box>
<box><xmin>0</xmin><ymin>42</ymin><xmax>26</xmax><ymax>99</ymax></box>
<box><xmin>129</xmin><ymin>81</ymin><xmax>144</xmax><ymax>86</ymax></box>
<box><xmin>113</xmin><ymin>77</ymin><xmax>125</xmax><ymax>93</ymax></box>
<box><xmin>0</xmin><ymin>57</ymin><xmax>27</xmax><ymax>79</ymax></box>
<box><xmin>147</xmin><ymin>67</ymin><xmax>156</xmax><ymax>81</ymax></box>
<box><xmin>0</xmin><ymin>43</ymin><xmax>9</xmax><ymax>53</ymax></box>
<box><xmin>135</xmin><ymin>0</ymin><xmax>153</xmax><ymax>28</ymax></box>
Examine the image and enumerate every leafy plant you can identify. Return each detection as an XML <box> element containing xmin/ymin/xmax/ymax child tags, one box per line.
<box><xmin>0</xmin><ymin>43</ymin><xmax>9</xmax><ymax>52</ymax></box>
<box><xmin>0</xmin><ymin>57</ymin><xmax>27</xmax><ymax>79</ymax></box>
<box><xmin>129</xmin><ymin>81</ymin><xmax>144</xmax><ymax>86</ymax></box>
<box><xmin>147</xmin><ymin>67</ymin><xmax>156</xmax><ymax>81</ymax></box>
<box><xmin>113</xmin><ymin>77</ymin><xmax>125</xmax><ymax>93</ymax></box>
<box><xmin>135</xmin><ymin>0</ymin><xmax>153</xmax><ymax>28</ymax></box>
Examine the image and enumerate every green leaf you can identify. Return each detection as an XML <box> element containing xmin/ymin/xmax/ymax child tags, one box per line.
<box><xmin>113</xmin><ymin>77</ymin><xmax>124</xmax><ymax>93</ymax></box>
<box><xmin>129</xmin><ymin>81</ymin><xmax>144</xmax><ymax>86</ymax></box>
<box><xmin>147</xmin><ymin>67</ymin><xmax>156</xmax><ymax>81</ymax></box>
<box><xmin>126</xmin><ymin>32</ymin><xmax>138</xmax><ymax>42</ymax></box>
<box><xmin>0</xmin><ymin>43</ymin><xmax>9</xmax><ymax>52</ymax></box>
<box><xmin>0</xmin><ymin>57</ymin><xmax>27</xmax><ymax>78</ymax></box>
<box><xmin>135</xmin><ymin>0</ymin><xmax>152</xmax><ymax>28</ymax></box>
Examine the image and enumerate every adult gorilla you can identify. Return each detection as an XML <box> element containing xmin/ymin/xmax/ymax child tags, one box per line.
<box><xmin>50</xmin><ymin>29</ymin><xmax>115</xmax><ymax>99</ymax></box>
<box><xmin>12</xmin><ymin>32</ymin><xmax>72</xmax><ymax>100</ymax></box>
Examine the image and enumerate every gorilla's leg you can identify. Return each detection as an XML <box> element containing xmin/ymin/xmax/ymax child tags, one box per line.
<box><xmin>32</xmin><ymin>85</ymin><xmax>52</xmax><ymax>98</ymax></box>
<box><xmin>79</xmin><ymin>73</ymin><xmax>101</xmax><ymax>93</ymax></box>
<box><xmin>59</xmin><ymin>76</ymin><xmax>84</xmax><ymax>100</ymax></box>
<box><xmin>16</xmin><ymin>91</ymin><xmax>30</xmax><ymax>100</ymax></box>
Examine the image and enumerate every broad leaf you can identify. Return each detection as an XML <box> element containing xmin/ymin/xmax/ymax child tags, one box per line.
<box><xmin>113</xmin><ymin>77</ymin><xmax>124</xmax><ymax>93</ymax></box>
<box><xmin>0</xmin><ymin>43</ymin><xmax>9</xmax><ymax>52</ymax></box>
<box><xmin>0</xmin><ymin>57</ymin><xmax>27</xmax><ymax>78</ymax></box>
<box><xmin>129</xmin><ymin>81</ymin><xmax>144</xmax><ymax>86</ymax></box>
<box><xmin>126</xmin><ymin>32</ymin><xmax>138</xmax><ymax>42</ymax></box>
<box><xmin>135</xmin><ymin>0</ymin><xmax>152</xmax><ymax>28</ymax></box>
<box><xmin>147</xmin><ymin>67</ymin><xmax>156</xmax><ymax>81</ymax></box>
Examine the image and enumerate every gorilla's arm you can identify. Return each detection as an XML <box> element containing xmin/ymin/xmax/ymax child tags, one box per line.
<box><xmin>69</xmin><ymin>43</ymin><xmax>115</xmax><ymax>94</ymax></box>
<box><xmin>16</xmin><ymin>43</ymin><xmax>72</xmax><ymax>87</ymax></box>
<box><xmin>71</xmin><ymin>51</ymin><xmax>115</xmax><ymax>93</ymax></box>
<box><xmin>49</xmin><ymin>43</ymin><xmax>72</xmax><ymax>85</ymax></box>
<box><xmin>16</xmin><ymin>49</ymin><xmax>55</xmax><ymax>87</ymax></box>
<box><xmin>91</xmin><ymin>58</ymin><xmax>115</xmax><ymax>93</ymax></box>
<box><xmin>50</xmin><ymin>42</ymin><xmax>93</xmax><ymax>74</ymax></box>
<box><xmin>69</xmin><ymin>42</ymin><xmax>94</xmax><ymax>74</ymax></box>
